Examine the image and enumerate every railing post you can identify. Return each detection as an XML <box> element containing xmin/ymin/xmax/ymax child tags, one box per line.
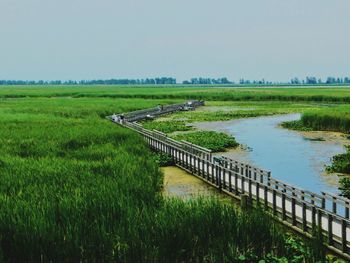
<box><xmin>264</xmin><ymin>185</ymin><xmax>268</xmax><ymax>210</ymax></box>
<box><xmin>235</xmin><ymin>173</ymin><xmax>239</xmax><ymax>195</ymax></box>
<box><xmin>272</xmin><ymin>189</ymin><xmax>277</xmax><ymax>215</ymax></box>
<box><xmin>317</xmin><ymin>209</ymin><xmax>323</xmax><ymax>233</ymax></box>
<box><xmin>321</xmin><ymin>194</ymin><xmax>326</xmax><ymax>209</ymax></box>
<box><xmin>292</xmin><ymin>197</ymin><xmax>296</xmax><ymax>226</ymax></box>
<box><xmin>302</xmin><ymin>202</ymin><xmax>307</xmax><ymax>232</ymax></box>
<box><xmin>248</xmin><ymin>178</ymin><xmax>252</xmax><ymax>199</ymax></box>
<box><xmin>193</xmin><ymin>154</ymin><xmax>196</xmax><ymax>170</ymax></box>
<box><xmin>312</xmin><ymin>206</ymin><xmax>316</xmax><ymax>231</ymax></box>
<box><xmin>189</xmin><ymin>153</ymin><xmax>193</xmax><ymax>172</ymax></box>
<box><xmin>222</xmin><ymin>168</ymin><xmax>226</xmax><ymax>189</ymax></box>
<box><xmin>211</xmin><ymin>164</ymin><xmax>215</xmax><ymax>184</ymax></box>
<box><xmin>311</xmin><ymin>194</ymin><xmax>315</xmax><ymax>205</ymax></box>
<box><xmin>201</xmin><ymin>159</ymin><xmax>205</xmax><ymax>177</ymax></box>
<box><xmin>218</xmin><ymin>166</ymin><xmax>222</xmax><ymax>189</ymax></box>
<box><xmin>241</xmin><ymin>177</ymin><xmax>245</xmax><ymax>194</ymax></box>
<box><xmin>229</xmin><ymin>171</ymin><xmax>232</xmax><ymax>192</ymax></box>
<box><xmin>206</xmin><ymin>161</ymin><xmax>210</xmax><ymax>181</ymax></box>
<box><xmin>332</xmin><ymin>197</ymin><xmax>337</xmax><ymax>214</ymax></box>
<box><xmin>328</xmin><ymin>214</ymin><xmax>333</xmax><ymax>246</ymax></box>
<box><xmin>342</xmin><ymin>219</ymin><xmax>347</xmax><ymax>253</ymax></box>
<box><xmin>186</xmin><ymin>152</ymin><xmax>189</xmax><ymax>170</ymax></box>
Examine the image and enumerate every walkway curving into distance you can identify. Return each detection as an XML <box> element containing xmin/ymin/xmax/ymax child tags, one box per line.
<box><xmin>108</xmin><ymin>101</ymin><xmax>350</xmax><ymax>260</ymax></box>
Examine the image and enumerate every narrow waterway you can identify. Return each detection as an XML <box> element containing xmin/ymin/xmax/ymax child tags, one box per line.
<box><xmin>193</xmin><ymin>113</ymin><xmax>349</xmax><ymax>194</ymax></box>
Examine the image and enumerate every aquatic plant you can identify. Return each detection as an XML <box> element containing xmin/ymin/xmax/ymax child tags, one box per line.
<box><xmin>339</xmin><ymin>177</ymin><xmax>350</xmax><ymax>199</ymax></box>
<box><xmin>142</xmin><ymin>120</ymin><xmax>192</xmax><ymax>134</ymax></box>
<box><xmin>172</xmin><ymin>131</ymin><xmax>239</xmax><ymax>152</ymax></box>
<box><xmin>281</xmin><ymin>120</ymin><xmax>313</xmax><ymax>131</ymax></box>
<box><xmin>154</xmin><ymin>152</ymin><xmax>174</xmax><ymax>166</ymax></box>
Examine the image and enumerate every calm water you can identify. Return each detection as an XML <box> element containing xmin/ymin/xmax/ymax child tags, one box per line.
<box><xmin>194</xmin><ymin>114</ymin><xmax>347</xmax><ymax>194</ymax></box>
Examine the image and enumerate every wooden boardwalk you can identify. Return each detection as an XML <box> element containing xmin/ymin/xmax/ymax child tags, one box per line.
<box><xmin>108</xmin><ymin>101</ymin><xmax>350</xmax><ymax>259</ymax></box>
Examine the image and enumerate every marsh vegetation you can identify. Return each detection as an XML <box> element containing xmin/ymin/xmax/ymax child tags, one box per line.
<box><xmin>172</xmin><ymin>131</ymin><xmax>239</xmax><ymax>152</ymax></box>
<box><xmin>1</xmin><ymin>85</ymin><xmax>349</xmax><ymax>261</ymax></box>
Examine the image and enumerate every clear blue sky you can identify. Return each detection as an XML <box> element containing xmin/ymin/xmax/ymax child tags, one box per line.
<box><xmin>0</xmin><ymin>0</ymin><xmax>349</xmax><ymax>82</ymax></box>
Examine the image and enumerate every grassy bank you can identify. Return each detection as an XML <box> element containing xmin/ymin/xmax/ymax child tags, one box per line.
<box><xmin>284</xmin><ymin>106</ymin><xmax>350</xmax><ymax>133</ymax></box>
<box><xmin>282</xmin><ymin>106</ymin><xmax>350</xmax><ymax>133</ymax></box>
<box><xmin>301</xmin><ymin>109</ymin><xmax>350</xmax><ymax>133</ymax></box>
<box><xmin>0</xmin><ymin>94</ymin><xmax>330</xmax><ymax>261</ymax></box>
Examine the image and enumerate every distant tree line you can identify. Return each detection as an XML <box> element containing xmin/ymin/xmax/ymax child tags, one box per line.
<box><xmin>238</xmin><ymin>79</ymin><xmax>273</xmax><ymax>85</ymax></box>
<box><xmin>0</xmin><ymin>77</ymin><xmax>176</xmax><ymax>85</ymax></box>
<box><xmin>291</xmin><ymin>77</ymin><xmax>350</xmax><ymax>85</ymax></box>
<box><xmin>0</xmin><ymin>76</ymin><xmax>350</xmax><ymax>85</ymax></box>
<box><xmin>182</xmin><ymin>77</ymin><xmax>233</xmax><ymax>85</ymax></box>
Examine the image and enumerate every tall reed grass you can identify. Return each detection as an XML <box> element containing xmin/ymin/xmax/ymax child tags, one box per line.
<box><xmin>301</xmin><ymin>109</ymin><xmax>350</xmax><ymax>133</ymax></box>
<box><xmin>1</xmin><ymin>85</ymin><xmax>350</xmax><ymax>103</ymax></box>
<box><xmin>0</xmin><ymin>95</ymin><xmax>328</xmax><ymax>261</ymax></box>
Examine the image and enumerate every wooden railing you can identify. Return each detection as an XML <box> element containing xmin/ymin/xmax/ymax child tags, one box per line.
<box><xmin>108</xmin><ymin>100</ymin><xmax>350</xmax><ymax>259</ymax></box>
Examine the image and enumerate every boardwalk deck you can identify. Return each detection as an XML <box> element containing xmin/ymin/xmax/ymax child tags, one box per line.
<box><xmin>108</xmin><ymin>100</ymin><xmax>350</xmax><ymax>259</ymax></box>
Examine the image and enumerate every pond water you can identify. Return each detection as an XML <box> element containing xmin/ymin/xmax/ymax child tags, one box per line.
<box><xmin>193</xmin><ymin>113</ymin><xmax>348</xmax><ymax>194</ymax></box>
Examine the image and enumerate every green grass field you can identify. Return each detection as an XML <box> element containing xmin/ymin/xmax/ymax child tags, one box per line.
<box><xmin>0</xmin><ymin>85</ymin><xmax>346</xmax><ymax>261</ymax></box>
<box><xmin>1</xmin><ymin>85</ymin><xmax>350</xmax><ymax>102</ymax></box>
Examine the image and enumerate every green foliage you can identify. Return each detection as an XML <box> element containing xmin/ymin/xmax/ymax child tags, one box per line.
<box><xmin>281</xmin><ymin>120</ymin><xmax>313</xmax><ymax>131</ymax></box>
<box><xmin>142</xmin><ymin>120</ymin><xmax>192</xmax><ymax>133</ymax></box>
<box><xmin>327</xmin><ymin>148</ymin><xmax>350</xmax><ymax>174</ymax></box>
<box><xmin>172</xmin><ymin>131</ymin><xmax>239</xmax><ymax>152</ymax></box>
<box><xmin>325</xmin><ymin>146</ymin><xmax>350</xmax><ymax>208</ymax></box>
<box><xmin>154</xmin><ymin>152</ymin><xmax>174</xmax><ymax>166</ymax></box>
<box><xmin>301</xmin><ymin>108</ymin><xmax>350</xmax><ymax>133</ymax></box>
<box><xmin>340</xmin><ymin>177</ymin><xmax>350</xmax><ymax>198</ymax></box>
<box><xmin>339</xmin><ymin>177</ymin><xmax>350</xmax><ymax>199</ymax></box>
<box><xmin>280</xmin><ymin>105</ymin><xmax>350</xmax><ymax>133</ymax></box>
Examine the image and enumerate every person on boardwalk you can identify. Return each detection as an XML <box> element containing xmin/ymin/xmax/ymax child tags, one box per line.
<box><xmin>119</xmin><ymin>114</ymin><xmax>125</xmax><ymax>124</ymax></box>
<box><xmin>111</xmin><ymin>113</ymin><xmax>117</xmax><ymax>122</ymax></box>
